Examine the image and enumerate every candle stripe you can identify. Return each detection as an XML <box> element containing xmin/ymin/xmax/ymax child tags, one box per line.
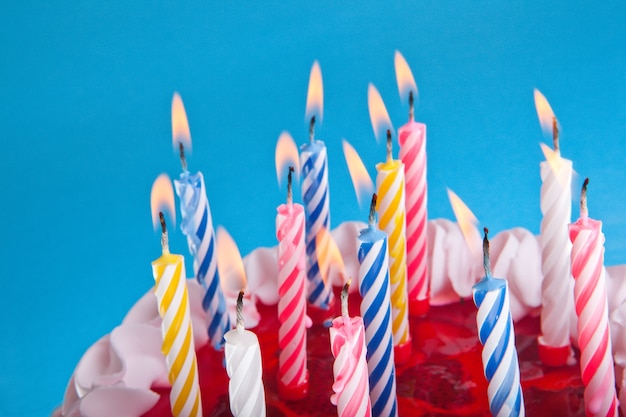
<box><xmin>300</xmin><ymin>142</ymin><xmax>332</xmax><ymax>309</ymax></box>
<box><xmin>473</xmin><ymin>279</ymin><xmax>524</xmax><ymax>417</ymax></box>
<box><xmin>376</xmin><ymin>160</ymin><xmax>410</xmax><ymax>347</ymax></box>
<box><xmin>399</xmin><ymin>121</ymin><xmax>428</xmax><ymax>307</ymax></box>
<box><xmin>153</xmin><ymin>254</ymin><xmax>202</xmax><ymax>417</ymax></box>
<box><xmin>175</xmin><ymin>172</ymin><xmax>231</xmax><ymax>350</ymax></box>
<box><xmin>358</xmin><ymin>229</ymin><xmax>399</xmax><ymax>417</ymax></box>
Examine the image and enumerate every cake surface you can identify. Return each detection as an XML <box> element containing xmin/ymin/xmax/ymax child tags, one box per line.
<box><xmin>55</xmin><ymin>221</ymin><xmax>626</xmax><ymax>417</ymax></box>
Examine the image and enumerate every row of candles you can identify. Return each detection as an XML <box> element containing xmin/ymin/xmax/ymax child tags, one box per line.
<box><xmin>148</xmin><ymin>51</ymin><xmax>618</xmax><ymax>417</ymax></box>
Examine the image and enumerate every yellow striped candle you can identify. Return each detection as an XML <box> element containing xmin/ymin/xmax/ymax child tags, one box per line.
<box><xmin>375</xmin><ymin>130</ymin><xmax>411</xmax><ymax>364</ymax></box>
<box><xmin>151</xmin><ymin>175</ymin><xmax>202</xmax><ymax>417</ymax></box>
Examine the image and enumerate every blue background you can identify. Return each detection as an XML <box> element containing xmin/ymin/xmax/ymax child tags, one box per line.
<box><xmin>2</xmin><ymin>2</ymin><xmax>626</xmax><ymax>416</ymax></box>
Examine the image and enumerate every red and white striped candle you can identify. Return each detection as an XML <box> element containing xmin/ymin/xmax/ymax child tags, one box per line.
<box><xmin>329</xmin><ymin>281</ymin><xmax>372</xmax><ymax>417</ymax></box>
<box><xmin>395</xmin><ymin>51</ymin><xmax>429</xmax><ymax>316</ymax></box>
<box><xmin>276</xmin><ymin>167</ymin><xmax>309</xmax><ymax>400</ymax></box>
<box><xmin>569</xmin><ymin>178</ymin><xmax>618</xmax><ymax>417</ymax></box>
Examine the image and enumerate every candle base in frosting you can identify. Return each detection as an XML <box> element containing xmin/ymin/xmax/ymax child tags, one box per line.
<box><xmin>278</xmin><ymin>375</ymin><xmax>309</xmax><ymax>401</ymax></box>
<box><xmin>537</xmin><ymin>337</ymin><xmax>575</xmax><ymax>367</ymax></box>
<box><xmin>409</xmin><ymin>298</ymin><xmax>430</xmax><ymax>317</ymax></box>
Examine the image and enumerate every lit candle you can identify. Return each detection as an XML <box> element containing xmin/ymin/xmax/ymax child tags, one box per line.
<box><xmin>150</xmin><ymin>174</ymin><xmax>202</xmax><ymax>417</ymax></box>
<box><xmin>534</xmin><ymin>89</ymin><xmax>574</xmax><ymax>366</ymax></box>
<box><xmin>329</xmin><ymin>281</ymin><xmax>372</xmax><ymax>417</ymax></box>
<box><xmin>276</xmin><ymin>166</ymin><xmax>309</xmax><ymax>399</ymax></box>
<box><xmin>300</xmin><ymin>61</ymin><xmax>333</xmax><ymax>311</ymax></box>
<box><xmin>224</xmin><ymin>291</ymin><xmax>267</xmax><ymax>417</ymax></box>
<box><xmin>394</xmin><ymin>51</ymin><xmax>429</xmax><ymax>316</ymax></box>
<box><xmin>216</xmin><ymin>226</ymin><xmax>261</xmax><ymax>329</ymax></box>
<box><xmin>473</xmin><ymin>228</ymin><xmax>524</xmax><ymax>417</ymax></box>
<box><xmin>569</xmin><ymin>179</ymin><xmax>618</xmax><ymax>417</ymax></box>
<box><xmin>171</xmin><ymin>92</ymin><xmax>231</xmax><ymax>350</ymax></box>
<box><xmin>357</xmin><ymin>194</ymin><xmax>398</xmax><ymax>417</ymax></box>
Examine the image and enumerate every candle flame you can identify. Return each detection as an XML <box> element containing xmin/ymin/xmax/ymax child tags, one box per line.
<box><xmin>394</xmin><ymin>50</ymin><xmax>418</xmax><ymax>103</ymax></box>
<box><xmin>342</xmin><ymin>139</ymin><xmax>374</xmax><ymax>208</ymax></box>
<box><xmin>275</xmin><ymin>131</ymin><xmax>300</xmax><ymax>187</ymax></box>
<box><xmin>216</xmin><ymin>226</ymin><xmax>247</xmax><ymax>293</ymax></box>
<box><xmin>315</xmin><ymin>226</ymin><xmax>346</xmax><ymax>285</ymax></box>
<box><xmin>533</xmin><ymin>88</ymin><xmax>557</xmax><ymax>139</ymax></box>
<box><xmin>368</xmin><ymin>83</ymin><xmax>394</xmax><ymax>142</ymax></box>
<box><xmin>171</xmin><ymin>92</ymin><xmax>192</xmax><ymax>153</ymax></box>
<box><xmin>305</xmin><ymin>61</ymin><xmax>323</xmax><ymax>124</ymax></box>
<box><xmin>447</xmin><ymin>188</ymin><xmax>480</xmax><ymax>257</ymax></box>
<box><xmin>150</xmin><ymin>173</ymin><xmax>176</xmax><ymax>230</ymax></box>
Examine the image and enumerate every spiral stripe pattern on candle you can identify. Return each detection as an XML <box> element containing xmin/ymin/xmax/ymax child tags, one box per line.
<box><xmin>276</xmin><ymin>204</ymin><xmax>309</xmax><ymax>390</ymax></box>
<box><xmin>225</xmin><ymin>331</ymin><xmax>267</xmax><ymax>417</ymax></box>
<box><xmin>473</xmin><ymin>280</ymin><xmax>524</xmax><ymax>417</ymax></box>
<box><xmin>570</xmin><ymin>222</ymin><xmax>618</xmax><ymax>417</ymax></box>
<box><xmin>153</xmin><ymin>255</ymin><xmax>203</xmax><ymax>417</ymax></box>
<box><xmin>175</xmin><ymin>172</ymin><xmax>231</xmax><ymax>350</ymax></box>
<box><xmin>300</xmin><ymin>142</ymin><xmax>332</xmax><ymax>308</ymax></box>
<box><xmin>330</xmin><ymin>317</ymin><xmax>372</xmax><ymax>417</ymax></box>
<box><xmin>539</xmin><ymin>160</ymin><xmax>573</xmax><ymax>349</ymax></box>
<box><xmin>398</xmin><ymin>124</ymin><xmax>428</xmax><ymax>304</ymax></box>
<box><xmin>376</xmin><ymin>162</ymin><xmax>410</xmax><ymax>345</ymax></box>
<box><xmin>358</xmin><ymin>232</ymin><xmax>398</xmax><ymax>417</ymax></box>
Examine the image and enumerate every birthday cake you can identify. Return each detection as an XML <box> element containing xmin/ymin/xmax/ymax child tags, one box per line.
<box><xmin>53</xmin><ymin>220</ymin><xmax>626</xmax><ymax>417</ymax></box>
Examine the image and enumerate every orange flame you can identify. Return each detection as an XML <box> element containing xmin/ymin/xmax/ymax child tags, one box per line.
<box><xmin>171</xmin><ymin>92</ymin><xmax>192</xmax><ymax>153</ymax></box>
<box><xmin>315</xmin><ymin>227</ymin><xmax>346</xmax><ymax>285</ymax></box>
<box><xmin>533</xmin><ymin>88</ymin><xmax>556</xmax><ymax>139</ymax></box>
<box><xmin>216</xmin><ymin>226</ymin><xmax>247</xmax><ymax>293</ymax></box>
<box><xmin>342</xmin><ymin>139</ymin><xmax>374</xmax><ymax>208</ymax></box>
<box><xmin>275</xmin><ymin>131</ymin><xmax>300</xmax><ymax>187</ymax></box>
<box><xmin>305</xmin><ymin>61</ymin><xmax>323</xmax><ymax>124</ymax></box>
<box><xmin>394</xmin><ymin>50</ymin><xmax>418</xmax><ymax>102</ymax></box>
<box><xmin>447</xmin><ymin>188</ymin><xmax>480</xmax><ymax>256</ymax></box>
<box><xmin>368</xmin><ymin>83</ymin><xmax>393</xmax><ymax>142</ymax></box>
<box><xmin>150</xmin><ymin>173</ymin><xmax>176</xmax><ymax>230</ymax></box>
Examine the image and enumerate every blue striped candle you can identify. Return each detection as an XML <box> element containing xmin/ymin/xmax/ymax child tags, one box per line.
<box><xmin>175</xmin><ymin>168</ymin><xmax>231</xmax><ymax>350</ymax></box>
<box><xmin>357</xmin><ymin>194</ymin><xmax>398</xmax><ymax>417</ymax></box>
<box><xmin>300</xmin><ymin>116</ymin><xmax>333</xmax><ymax>309</ymax></box>
<box><xmin>472</xmin><ymin>228</ymin><xmax>525</xmax><ymax>417</ymax></box>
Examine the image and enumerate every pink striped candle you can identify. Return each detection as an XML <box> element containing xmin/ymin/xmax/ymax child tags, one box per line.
<box><xmin>569</xmin><ymin>178</ymin><xmax>618</xmax><ymax>417</ymax></box>
<box><xmin>276</xmin><ymin>167</ymin><xmax>309</xmax><ymax>400</ymax></box>
<box><xmin>395</xmin><ymin>51</ymin><xmax>429</xmax><ymax>316</ymax></box>
<box><xmin>329</xmin><ymin>281</ymin><xmax>372</xmax><ymax>417</ymax></box>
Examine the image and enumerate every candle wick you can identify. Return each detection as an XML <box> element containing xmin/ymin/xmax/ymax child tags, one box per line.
<box><xmin>309</xmin><ymin>116</ymin><xmax>316</xmax><ymax>144</ymax></box>
<box><xmin>368</xmin><ymin>193</ymin><xmax>377</xmax><ymax>226</ymax></box>
<box><xmin>386</xmin><ymin>129</ymin><xmax>392</xmax><ymax>163</ymax></box>
<box><xmin>409</xmin><ymin>90</ymin><xmax>414</xmax><ymax>121</ymax></box>
<box><xmin>341</xmin><ymin>279</ymin><xmax>350</xmax><ymax>317</ymax></box>
<box><xmin>581</xmin><ymin>178</ymin><xmax>589</xmax><ymax>218</ymax></box>
<box><xmin>552</xmin><ymin>116</ymin><xmax>560</xmax><ymax>154</ymax></box>
<box><xmin>287</xmin><ymin>166</ymin><xmax>294</xmax><ymax>205</ymax></box>
<box><xmin>482</xmin><ymin>227</ymin><xmax>491</xmax><ymax>279</ymax></box>
<box><xmin>236</xmin><ymin>290</ymin><xmax>245</xmax><ymax>330</ymax></box>
<box><xmin>159</xmin><ymin>212</ymin><xmax>170</xmax><ymax>254</ymax></box>
<box><xmin>179</xmin><ymin>142</ymin><xmax>188</xmax><ymax>171</ymax></box>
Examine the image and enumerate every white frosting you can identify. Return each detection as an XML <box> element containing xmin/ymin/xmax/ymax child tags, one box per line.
<box><xmin>55</xmin><ymin>220</ymin><xmax>626</xmax><ymax>417</ymax></box>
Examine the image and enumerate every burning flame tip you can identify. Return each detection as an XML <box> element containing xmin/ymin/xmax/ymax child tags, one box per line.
<box><xmin>150</xmin><ymin>173</ymin><xmax>176</xmax><ymax>231</ymax></box>
<box><xmin>171</xmin><ymin>92</ymin><xmax>192</xmax><ymax>152</ymax></box>
<box><xmin>447</xmin><ymin>188</ymin><xmax>480</xmax><ymax>255</ymax></box>
<box><xmin>305</xmin><ymin>61</ymin><xmax>324</xmax><ymax>124</ymax></box>
<box><xmin>367</xmin><ymin>83</ymin><xmax>393</xmax><ymax>142</ymax></box>
<box><xmin>343</xmin><ymin>139</ymin><xmax>374</xmax><ymax>208</ymax></box>
<box><xmin>533</xmin><ymin>88</ymin><xmax>556</xmax><ymax>137</ymax></box>
<box><xmin>394</xmin><ymin>50</ymin><xmax>417</xmax><ymax>101</ymax></box>
<box><xmin>275</xmin><ymin>131</ymin><xmax>300</xmax><ymax>187</ymax></box>
<box><xmin>216</xmin><ymin>226</ymin><xmax>247</xmax><ymax>292</ymax></box>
